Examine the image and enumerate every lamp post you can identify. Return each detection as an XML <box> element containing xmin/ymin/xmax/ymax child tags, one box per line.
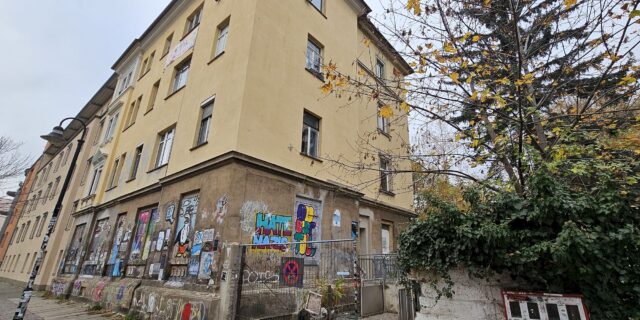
<box><xmin>14</xmin><ymin>117</ymin><xmax>87</xmax><ymax>320</ymax></box>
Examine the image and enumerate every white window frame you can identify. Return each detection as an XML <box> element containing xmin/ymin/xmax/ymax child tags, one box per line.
<box><xmin>309</xmin><ymin>0</ymin><xmax>323</xmax><ymax>12</ymax></box>
<box><xmin>377</xmin><ymin>103</ymin><xmax>390</xmax><ymax>134</ymax></box>
<box><xmin>172</xmin><ymin>59</ymin><xmax>191</xmax><ymax>93</ymax></box>
<box><xmin>306</xmin><ymin>39</ymin><xmax>322</xmax><ymax>73</ymax></box>
<box><xmin>155</xmin><ymin>128</ymin><xmax>175</xmax><ymax>168</ymax></box>
<box><xmin>103</xmin><ymin>113</ymin><xmax>119</xmax><ymax>143</ymax></box>
<box><xmin>214</xmin><ymin>22</ymin><xmax>230</xmax><ymax>57</ymax></box>
<box><xmin>375</xmin><ymin>58</ymin><xmax>385</xmax><ymax>79</ymax></box>
<box><xmin>197</xmin><ymin>100</ymin><xmax>214</xmax><ymax>146</ymax></box>
<box><xmin>301</xmin><ymin>112</ymin><xmax>320</xmax><ymax>158</ymax></box>
<box><xmin>129</xmin><ymin>145</ymin><xmax>143</xmax><ymax>180</ymax></box>
<box><xmin>380</xmin><ymin>155</ymin><xmax>392</xmax><ymax>192</ymax></box>
<box><xmin>88</xmin><ymin>163</ymin><xmax>104</xmax><ymax>196</ymax></box>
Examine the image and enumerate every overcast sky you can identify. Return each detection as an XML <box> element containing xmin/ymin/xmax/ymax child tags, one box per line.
<box><xmin>0</xmin><ymin>1</ymin><xmax>387</xmax><ymax>194</ymax></box>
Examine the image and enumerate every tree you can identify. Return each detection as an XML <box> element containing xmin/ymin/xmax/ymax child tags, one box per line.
<box><xmin>319</xmin><ymin>0</ymin><xmax>640</xmax><ymax>318</ymax></box>
<box><xmin>0</xmin><ymin>136</ymin><xmax>31</xmax><ymax>191</ymax></box>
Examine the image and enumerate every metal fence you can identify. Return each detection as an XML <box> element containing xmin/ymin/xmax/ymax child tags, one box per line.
<box><xmin>237</xmin><ymin>239</ymin><xmax>359</xmax><ymax>320</ymax></box>
<box><xmin>358</xmin><ymin>254</ymin><xmax>399</xmax><ymax>282</ymax></box>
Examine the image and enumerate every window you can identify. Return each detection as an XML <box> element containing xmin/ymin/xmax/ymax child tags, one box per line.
<box><xmin>103</xmin><ymin>113</ymin><xmax>119</xmax><ymax>142</ymax></box>
<box><xmin>53</xmin><ymin>155</ymin><xmax>61</xmax><ymax>173</ymax></box>
<box><xmin>129</xmin><ymin>145</ymin><xmax>143</xmax><ymax>180</ymax></box>
<box><xmin>162</xmin><ymin>33</ymin><xmax>174</xmax><ymax>57</ymax></box>
<box><xmin>37</xmin><ymin>213</ymin><xmax>47</xmax><ymax>237</ymax></box>
<box><xmin>172</xmin><ymin>57</ymin><xmax>191</xmax><ymax>93</ymax></box>
<box><xmin>63</xmin><ymin>224</ymin><xmax>86</xmax><ymax>274</ymax></box>
<box><xmin>9</xmin><ymin>227</ymin><xmax>17</xmax><ymax>244</ymax></box>
<box><xmin>125</xmin><ymin>95</ymin><xmax>142</xmax><ymax>127</ymax></box>
<box><xmin>117</xmin><ymin>72</ymin><xmax>132</xmax><ymax>95</ymax></box>
<box><xmin>13</xmin><ymin>255</ymin><xmax>20</xmax><ymax>272</ymax></box>
<box><xmin>214</xmin><ymin>20</ymin><xmax>230</xmax><ymax>57</ymax></box>
<box><xmin>309</xmin><ymin>0</ymin><xmax>323</xmax><ymax>11</ymax></box>
<box><xmin>140</xmin><ymin>51</ymin><xmax>155</xmax><ymax>78</ymax></box>
<box><xmin>155</xmin><ymin>128</ymin><xmax>175</xmax><ymax>168</ymax></box>
<box><xmin>301</xmin><ymin>112</ymin><xmax>320</xmax><ymax>158</ymax></box>
<box><xmin>88</xmin><ymin>163</ymin><xmax>104</xmax><ymax>196</ymax></box>
<box><xmin>196</xmin><ymin>100</ymin><xmax>214</xmax><ymax>146</ymax></box>
<box><xmin>107</xmin><ymin>158</ymin><xmax>121</xmax><ymax>189</ymax></box>
<box><xmin>185</xmin><ymin>6</ymin><xmax>202</xmax><ymax>36</ymax></box>
<box><xmin>377</xmin><ymin>103</ymin><xmax>390</xmax><ymax>134</ymax></box>
<box><xmin>146</xmin><ymin>80</ymin><xmax>160</xmax><ymax>112</ymax></box>
<box><xmin>62</xmin><ymin>144</ymin><xmax>71</xmax><ymax>165</ymax></box>
<box><xmin>31</xmin><ymin>217</ymin><xmax>41</xmax><ymax>239</ymax></box>
<box><xmin>94</xmin><ymin>120</ymin><xmax>104</xmax><ymax>145</ymax></box>
<box><xmin>381</xmin><ymin>223</ymin><xmax>392</xmax><ymax>254</ymax></box>
<box><xmin>375</xmin><ymin>58</ymin><xmax>385</xmax><ymax>79</ymax></box>
<box><xmin>566</xmin><ymin>305</ymin><xmax>581</xmax><ymax>320</ymax></box>
<box><xmin>527</xmin><ymin>302</ymin><xmax>541</xmax><ymax>319</ymax></box>
<box><xmin>130</xmin><ymin>208</ymin><xmax>159</xmax><ymax>263</ymax></box>
<box><xmin>546</xmin><ymin>304</ymin><xmax>560</xmax><ymax>320</ymax></box>
<box><xmin>509</xmin><ymin>301</ymin><xmax>522</xmax><ymax>317</ymax></box>
<box><xmin>80</xmin><ymin>160</ymin><xmax>91</xmax><ymax>185</ymax></box>
<box><xmin>306</xmin><ymin>38</ymin><xmax>322</xmax><ymax>74</ymax></box>
<box><xmin>34</xmin><ymin>191</ymin><xmax>41</xmax><ymax>210</ymax></box>
<box><xmin>21</xmin><ymin>221</ymin><xmax>31</xmax><ymax>242</ymax></box>
<box><xmin>50</xmin><ymin>177</ymin><xmax>60</xmax><ymax>200</ymax></box>
<box><xmin>43</xmin><ymin>183</ymin><xmax>52</xmax><ymax>204</ymax></box>
<box><xmin>21</xmin><ymin>253</ymin><xmax>30</xmax><ymax>273</ymax></box>
<box><xmin>380</xmin><ymin>155</ymin><xmax>392</xmax><ymax>192</ymax></box>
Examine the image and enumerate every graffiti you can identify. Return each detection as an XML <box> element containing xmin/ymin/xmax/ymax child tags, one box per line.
<box><xmin>175</xmin><ymin>195</ymin><xmax>199</xmax><ymax>258</ymax></box>
<box><xmin>293</xmin><ymin>202</ymin><xmax>320</xmax><ymax>258</ymax></box>
<box><xmin>333</xmin><ymin>209</ymin><xmax>341</xmax><ymax>227</ymax></box>
<box><xmin>92</xmin><ymin>281</ymin><xmax>106</xmax><ymax>302</ymax></box>
<box><xmin>240</xmin><ymin>201</ymin><xmax>269</xmax><ymax>233</ymax></box>
<box><xmin>251</xmin><ymin>212</ymin><xmax>292</xmax><ymax>251</ymax></box>
<box><xmin>72</xmin><ymin>280</ymin><xmax>83</xmax><ymax>296</ymax></box>
<box><xmin>116</xmin><ymin>284</ymin><xmax>125</xmax><ymax>302</ymax></box>
<box><xmin>198</xmin><ymin>252</ymin><xmax>215</xmax><ymax>280</ymax></box>
<box><xmin>215</xmin><ymin>195</ymin><xmax>229</xmax><ymax>225</ymax></box>
<box><xmin>243</xmin><ymin>270</ymin><xmax>280</xmax><ymax>284</ymax></box>
<box><xmin>188</xmin><ymin>257</ymin><xmax>200</xmax><ymax>276</ymax></box>
<box><xmin>280</xmin><ymin>257</ymin><xmax>304</xmax><ymax>288</ymax></box>
<box><xmin>132</xmin><ymin>290</ymin><xmax>207</xmax><ymax>320</ymax></box>
<box><xmin>165</xmin><ymin>203</ymin><xmax>176</xmax><ymax>224</ymax></box>
<box><xmin>51</xmin><ymin>279</ymin><xmax>67</xmax><ymax>296</ymax></box>
<box><xmin>142</xmin><ymin>208</ymin><xmax>160</xmax><ymax>260</ymax></box>
<box><xmin>84</xmin><ymin>218</ymin><xmax>111</xmax><ymax>276</ymax></box>
<box><xmin>63</xmin><ymin>224</ymin><xmax>87</xmax><ymax>274</ymax></box>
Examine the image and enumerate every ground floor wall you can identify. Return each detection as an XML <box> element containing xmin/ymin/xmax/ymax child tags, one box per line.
<box><xmin>47</xmin><ymin>158</ymin><xmax>414</xmax><ymax>319</ymax></box>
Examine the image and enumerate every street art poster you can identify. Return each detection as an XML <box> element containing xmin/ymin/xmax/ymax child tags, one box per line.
<box><xmin>188</xmin><ymin>257</ymin><xmax>200</xmax><ymax>276</ymax></box>
<box><xmin>165</xmin><ymin>203</ymin><xmax>175</xmax><ymax>224</ymax></box>
<box><xmin>280</xmin><ymin>257</ymin><xmax>304</xmax><ymax>288</ymax></box>
<box><xmin>142</xmin><ymin>208</ymin><xmax>159</xmax><ymax>260</ymax></box>
<box><xmin>215</xmin><ymin>195</ymin><xmax>228</xmax><ymax>225</ymax></box>
<box><xmin>351</xmin><ymin>221</ymin><xmax>359</xmax><ymax>240</ymax></box>
<box><xmin>203</xmin><ymin>228</ymin><xmax>215</xmax><ymax>242</ymax></box>
<box><xmin>130</xmin><ymin>209</ymin><xmax>151</xmax><ymax>261</ymax></box>
<box><xmin>198</xmin><ymin>252</ymin><xmax>215</xmax><ymax>280</ymax></box>
<box><xmin>191</xmin><ymin>231</ymin><xmax>203</xmax><ymax>256</ymax></box>
<box><xmin>251</xmin><ymin>212</ymin><xmax>292</xmax><ymax>252</ymax></box>
<box><xmin>174</xmin><ymin>194</ymin><xmax>199</xmax><ymax>258</ymax></box>
<box><xmin>293</xmin><ymin>197</ymin><xmax>322</xmax><ymax>264</ymax></box>
<box><xmin>156</xmin><ymin>231</ymin><xmax>165</xmax><ymax>251</ymax></box>
<box><xmin>333</xmin><ymin>209</ymin><xmax>341</xmax><ymax>227</ymax></box>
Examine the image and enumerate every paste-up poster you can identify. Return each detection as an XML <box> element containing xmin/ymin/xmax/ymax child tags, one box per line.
<box><xmin>130</xmin><ymin>210</ymin><xmax>150</xmax><ymax>260</ymax></box>
<box><xmin>198</xmin><ymin>252</ymin><xmax>215</xmax><ymax>280</ymax></box>
<box><xmin>174</xmin><ymin>194</ymin><xmax>199</xmax><ymax>258</ymax></box>
<box><xmin>293</xmin><ymin>197</ymin><xmax>323</xmax><ymax>265</ymax></box>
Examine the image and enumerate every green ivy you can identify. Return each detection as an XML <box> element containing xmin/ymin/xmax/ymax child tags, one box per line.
<box><xmin>399</xmin><ymin>170</ymin><xmax>640</xmax><ymax>319</ymax></box>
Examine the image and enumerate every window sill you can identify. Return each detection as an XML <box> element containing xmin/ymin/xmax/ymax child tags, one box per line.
<box><xmin>143</xmin><ymin>107</ymin><xmax>154</xmax><ymax>116</ymax></box>
<box><xmin>147</xmin><ymin>163</ymin><xmax>168</xmax><ymax>174</ymax></box>
<box><xmin>165</xmin><ymin>86</ymin><xmax>186</xmax><ymax>100</ymax></box>
<box><xmin>305</xmin><ymin>68</ymin><xmax>324</xmax><ymax>82</ymax></box>
<box><xmin>138</xmin><ymin>70</ymin><xmax>150</xmax><ymax>81</ymax></box>
<box><xmin>181</xmin><ymin>24</ymin><xmax>199</xmax><ymax>41</ymax></box>
<box><xmin>125</xmin><ymin>177</ymin><xmax>136</xmax><ymax>183</ymax></box>
<box><xmin>190</xmin><ymin>141</ymin><xmax>208</xmax><ymax>151</ymax></box>
<box><xmin>379</xmin><ymin>189</ymin><xmax>395</xmax><ymax>197</ymax></box>
<box><xmin>207</xmin><ymin>51</ymin><xmax>225</xmax><ymax>65</ymax></box>
<box><xmin>122</xmin><ymin>122</ymin><xmax>135</xmax><ymax>132</ymax></box>
<box><xmin>105</xmin><ymin>185</ymin><xmax>117</xmax><ymax>192</ymax></box>
<box><xmin>160</xmin><ymin>52</ymin><xmax>169</xmax><ymax>60</ymax></box>
<box><xmin>300</xmin><ymin>152</ymin><xmax>323</xmax><ymax>162</ymax></box>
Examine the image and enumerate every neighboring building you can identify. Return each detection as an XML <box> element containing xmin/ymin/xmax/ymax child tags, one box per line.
<box><xmin>0</xmin><ymin>164</ymin><xmax>39</xmax><ymax>277</ymax></box>
<box><xmin>6</xmin><ymin>0</ymin><xmax>415</xmax><ymax>316</ymax></box>
<box><xmin>0</xmin><ymin>197</ymin><xmax>10</xmax><ymax>232</ymax></box>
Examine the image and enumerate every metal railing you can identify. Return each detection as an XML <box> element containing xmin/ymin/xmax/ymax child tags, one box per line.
<box><xmin>358</xmin><ymin>254</ymin><xmax>399</xmax><ymax>282</ymax></box>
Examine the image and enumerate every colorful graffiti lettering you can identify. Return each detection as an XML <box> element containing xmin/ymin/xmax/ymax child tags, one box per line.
<box><xmin>92</xmin><ymin>281</ymin><xmax>106</xmax><ymax>302</ymax></box>
<box><xmin>251</xmin><ymin>212</ymin><xmax>292</xmax><ymax>251</ymax></box>
<box><xmin>294</xmin><ymin>204</ymin><xmax>318</xmax><ymax>257</ymax></box>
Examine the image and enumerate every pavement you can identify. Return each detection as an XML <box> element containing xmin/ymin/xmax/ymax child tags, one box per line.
<box><xmin>0</xmin><ymin>280</ymin><xmax>119</xmax><ymax>320</ymax></box>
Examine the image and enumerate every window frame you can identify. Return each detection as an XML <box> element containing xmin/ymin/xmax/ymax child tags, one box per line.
<box><xmin>375</xmin><ymin>58</ymin><xmax>385</xmax><ymax>79</ymax></box>
<box><xmin>129</xmin><ymin>145</ymin><xmax>143</xmax><ymax>181</ymax></box>
<box><xmin>305</xmin><ymin>37</ymin><xmax>323</xmax><ymax>75</ymax></box>
<box><xmin>146</xmin><ymin>80</ymin><xmax>161</xmax><ymax>113</ymax></box>
<box><xmin>154</xmin><ymin>127</ymin><xmax>176</xmax><ymax>168</ymax></box>
<box><xmin>301</xmin><ymin>111</ymin><xmax>320</xmax><ymax>158</ymax></box>
<box><xmin>36</xmin><ymin>213</ymin><xmax>48</xmax><ymax>237</ymax></box>
<box><xmin>162</xmin><ymin>33</ymin><xmax>174</xmax><ymax>58</ymax></box>
<box><xmin>379</xmin><ymin>155</ymin><xmax>393</xmax><ymax>193</ymax></box>
<box><xmin>88</xmin><ymin>162</ymin><xmax>104</xmax><ymax>196</ymax></box>
<box><xmin>171</xmin><ymin>57</ymin><xmax>192</xmax><ymax>93</ymax></box>
<box><xmin>184</xmin><ymin>6</ymin><xmax>203</xmax><ymax>37</ymax></box>
<box><xmin>214</xmin><ymin>18</ymin><xmax>230</xmax><ymax>58</ymax></box>
<box><xmin>103</xmin><ymin>113</ymin><xmax>119</xmax><ymax>143</ymax></box>
<box><xmin>195</xmin><ymin>98</ymin><xmax>215</xmax><ymax>147</ymax></box>
<box><xmin>107</xmin><ymin>158</ymin><xmax>121</xmax><ymax>189</ymax></box>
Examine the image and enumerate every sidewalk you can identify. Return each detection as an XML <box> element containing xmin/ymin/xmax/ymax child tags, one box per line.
<box><xmin>0</xmin><ymin>280</ymin><xmax>118</xmax><ymax>320</ymax></box>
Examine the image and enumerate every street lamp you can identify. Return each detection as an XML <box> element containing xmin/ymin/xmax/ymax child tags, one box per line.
<box><xmin>14</xmin><ymin>117</ymin><xmax>87</xmax><ymax>320</ymax></box>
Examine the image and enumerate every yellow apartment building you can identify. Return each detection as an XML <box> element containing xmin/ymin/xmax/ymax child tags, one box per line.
<box><xmin>3</xmin><ymin>0</ymin><xmax>415</xmax><ymax>318</ymax></box>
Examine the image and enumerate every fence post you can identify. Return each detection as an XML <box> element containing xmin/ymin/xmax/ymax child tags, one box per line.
<box><xmin>217</xmin><ymin>244</ymin><xmax>244</xmax><ymax>320</ymax></box>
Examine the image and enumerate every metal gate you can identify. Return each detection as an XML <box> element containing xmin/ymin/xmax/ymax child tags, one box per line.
<box><xmin>237</xmin><ymin>239</ymin><xmax>359</xmax><ymax>320</ymax></box>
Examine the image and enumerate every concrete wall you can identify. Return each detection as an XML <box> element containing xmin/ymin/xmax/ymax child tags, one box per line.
<box><xmin>414</xmin><ymin>270</ymin><xmax>520</xmax><ymax>320</ymax></box>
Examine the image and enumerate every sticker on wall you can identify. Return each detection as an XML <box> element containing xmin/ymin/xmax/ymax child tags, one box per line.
<box><xmin>203</xmin><ymin>229</ymin><xmax>215</xmax><ymax>242</ymax></box>
<box><xmin>156</xmin><ymin>231</ymin><xmax>165</xmax><ymax>251</ymax></box>
<box><xmin>332</xmin><ymin>209</ymin><xmax>341</xmax><ymax>227</ymax></box>
<box><xmin>191</xmin><ymin>231</ymin><xmax>204</xmax><ymax>256</ymax></box>
<box><xmin>198</xmin><ymin>252</ymin><xmax>215</xmax><ymax>280</ymax></box>
<box><xmin>280</xmin><ymin>257</ymin><xmax>304</xmax><ymax>288</ymax></box>
<box><xmin>165</xmin><ymin>204</ymin><xmax>175</xmax><ymax>224</ymax></box>
<box><xmin>188</xmin><ymin>257</ymin><xmax>199</xmax><ymax>276</ymax></box>
<box><xmin>215</xmin><ymin>195</ymin><xmax>229</xmax><ymax>225</ymax></box>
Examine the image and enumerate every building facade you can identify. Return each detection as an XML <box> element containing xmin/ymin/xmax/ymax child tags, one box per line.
<box><xmin>3</xmin><ymin>0</ymin><xmax>414</xmax><ymax>318</ymax></box>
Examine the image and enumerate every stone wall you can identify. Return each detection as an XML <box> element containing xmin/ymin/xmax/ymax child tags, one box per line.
<box><xmin>414</xmin><ymin>270</ymin><xmax>521</xmax><ymax>320</ymax></box>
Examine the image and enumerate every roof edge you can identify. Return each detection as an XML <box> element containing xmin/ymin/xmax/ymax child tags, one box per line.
<box><xmin>358</xmin><ymin>16</ymin><xmax>413</xmax><ymax>76</ymax></box>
